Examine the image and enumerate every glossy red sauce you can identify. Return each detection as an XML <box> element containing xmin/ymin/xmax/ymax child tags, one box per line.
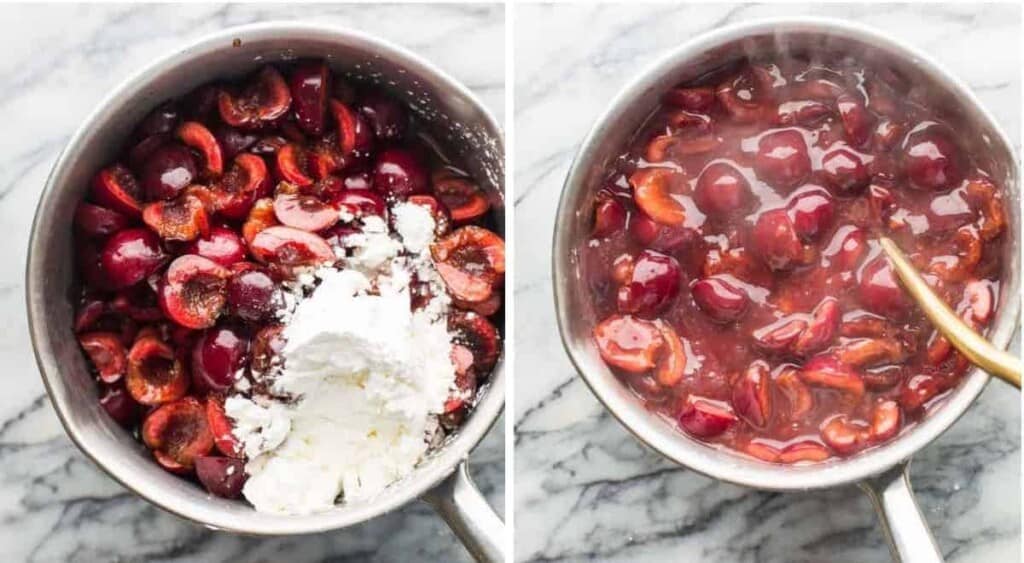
<box><xmin>581</xmin><ymin>56</ymin><xmax>1009</xmax><ymax>463</ymax></box>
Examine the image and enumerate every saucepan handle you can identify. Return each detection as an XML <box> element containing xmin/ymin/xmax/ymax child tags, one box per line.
<box><xmin>858</xmin><ymin>460</ymin><xmax>943</xmax><ymax>563</ymax></box>
<box><xmin>423</xmin><ymin>460</ymin><xmax>505</xmax><ymax>562</ymax></box>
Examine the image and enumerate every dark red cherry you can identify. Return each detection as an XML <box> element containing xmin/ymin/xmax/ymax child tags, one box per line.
<box><xmin>616</xmin><ymin>250</ymin><xmax>682</xmax><ymax>316</ymax></box>
<box><xmin>357</xmin><ymin>92</ymin><xmax>408</xmax><ymax>142</ymax></box>
<box><xmin>691</xmin><ymin>275</ymin><xmax>750</xmax><ymax>322</ymax></box>
<box><xmin>373</xmin><ymin>148</ymin><xmax>428</xmax><ymax>196</ymax></box>
<box><xmin>227</xmin><ymin>268</ymin><xmax>280</xmax><ymax>322</ymax></box>
<box><xmin>859</xmin><ymin>257</ymin><xmax>910</xmax><ymax>316</ymax></box>
<box><xmin>185</xmin><ymin>226</ymin><xmax>247</xmax><ymax>268</ymax></box>
<box><xmin>141</xmin><ymin>143</ymin><xmax>199</xmax><ymax>200</ymax></box>
<box><xmin>902</xmin><ymin>125</ymin><xmax>965</xmax><ymax>191</ymax></box>
<box><xmin>100</xmin><ymin>228</ymin><xmax>168</xmax><ymax>289</ymax></box>
<box><xmin>191</xmin><ymin>326</ymin><xmax>250</xmax><ymax>393</ymax></box>
<box><xmin>821</xmin><ymin>148</ymin><xmax>869</xmax><ymax>194</ymax></box>
<box><xmin>694</xmin><ymin>162</ymin><xmax>752</xmax><ymax>217</ymax></box>
<box><xmin>786</xmin><ymin>188</ymin><xmax>835</xmax><ymax>241</ymax></box>
<box><xmin>751</xmin><ymin>209</ymin><xmax>804</xmax><ymax>270</ymax></box>
<box><xmin>754</xmin><ymin>129</ymin><xmax>810</xmax><ymax>191</ymax></box>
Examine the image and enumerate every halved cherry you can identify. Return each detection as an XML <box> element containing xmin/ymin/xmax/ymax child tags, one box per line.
<box><xmin>290</xmin><ymin>61</ymin><xmax>332</xmax><ymax>136</ymax></box>
<box><xmin>449</xmin><ymin>311</ymin><xmax>501</xmax><ymax>375</ymax></box>
<box><xmin>74</xmin><ymin>298</ymin><xmax>107</xmax><ymax>333</ymax></box>
<box><xmin>754</xmin><ymin>129</ymin><xmax>810</xmax><ymax>190</ymax></box>
<box><xmin>678</xmin><ymin>398</ymin><xmax>737</xmax><ymax>439</ymax></box>
<box><xmin>444</xmin><ymin>344</ymin><xmax>478</xmax><ymax>414</ymax></box>
<box><xmin>777</xmin><ymin>440</ymin><xmax>831</xmax><ymax>463</ymax></box>
<box><xmin>142</xmin><ymin>397</ymin><xmax>214</xmax><ymax>471</ymax></box>
<box><xmin>630</xmin><ymin>168</ymin><xmax>685</xmax><ymax>226</ymax></box>
<box><xmin>91</xmin><ymin>164</ymin><xmax>142</xmax><ymax>218</ymax></box>
<box><xmin>732</xmin><ymin>361</ymin><xmax>772</xmax><ymax>428</ymax></box>
<box><xmin>275</xmin><ymin>143</ymin><xmax>315</xmax><ymax>187</ymax></box>
<box><xmin>192</xmin><ymin>326</ymin><xmax>250</xmax><ymax>393</ymax></box>
<box><xmin>899</xmin><ymin>373</ymin><xmax>947</xmax><ymax>413</ymax></box>
<box><xmin>787</xmin><ymin>188</ymin><xmax>835</xmax><ymax>242</ymax></box>
<box><xmin>858</xmin><ymin>257</ymin><xmax>910</xmax><ymax>317</ymax></box>
<box><xmin>214</xmin><ymin>124</ymin><xmax>259</xmax><ymax>160</ymax></box>
<box><xmin>75</xmin><ymin>203</ymin><xmax>130</xmax><ymax>238</ymax></box>
<box><xmin>242</xmin><ymin>198</ymin><xmax>279</xmax><ymax>245</ymax></box>
<box><xmin>616</xmin><ymin>250</ymin><xmax>681</xmax><ymax>317</ymax></box>
<box><xmin>822</xmin><ymin>226</ymin><xmax>866</xmax><ymax>271</ymax></box>
<box><xmin>645</xmin><ymin>134</ymin><xmax>720</xmax><ymax>161</ymax></box>
<box><xmin>629</xmin><ymin>211</ymin><xmax>696</xmax><ymax>254</ymax></box>
<box><xmin>453</xmin><ymin>290</ymin><xmax>502</xmax><ymax>317</ymax></box>
<box><xmin>751</xmin><ymin>208</ymin><xmax>805</xmax><ymax>271</ymax></box>
<box><xmin>176</xmin><ymin>121</ymin><xmax>223</xmax><ymax>177</ymax></box>
<box><xmin>961</xmin><ymin>279</ymin><xmax>994</xmax><ymax>324</ymax></box>
<box><xmin>213</xmin><ymin>153</ymin><xmax>269</xmax><ymax>219</ymax></box>
<box><xmin>374</xmin><ymin>147</ymin><xmax>429</xmax><ymax>196</ymax></box>
<box><xmin>837</xmin><ymin>94</ymin><xmax>876</xmax><ymax>147</ymax></box>
<box><xmin>110</xmin><ymin>284</ymin><xmax>164</xmax><ymax>322</ymax></box>
<box><xmin>142</xmin><ymin>193</ymin><xmax>210</xmax><ymax>242</ymax></box>
<box><xmin>592</xmin><ymin>198</ymin><xmax>627</xmax><ymax>238</ymax></box>
<box><xmin>333</xmin><ymin>189</ymin><xmax>387</xmax><ymax>221</ymax></box>
<box><xmin>593</xmin><ymin>314</ymin><xmax>664</xmax><ymax>373</ymax></box>
<box><xmin>752</xmin><ymin>317</ymin><xmax>807</xmax><ymax>353</ymax></box>
<box><xmin>776</xmin><ymin>367</ymin><xmax>813</xmax><ymax>420</ymax></box>
<box><xmin>870</xmin><ymin>400</ymin><xmax>902</xmax><ymax>442</ymax></box>
<box><xmin>251</xmin><ymin>323</ymin><xmax>285</xmax><ymax>373</ymax></box>
<box><xmin>125</xmin><ymin>333</ymin><xmax>188</xmax><ymax>405</ymax></box>
<box><xmin>775</xmin><ymin>100</ymin><xmax>831</xmax><ymax>126</ymax></box>
<box><xmin>79</xmin><ymin>332</ymin><xmax>128</xmax><ymax>384</ymax></box>
<box><xmin>799</xmin><ymin>355</ymin><xmax>865</xmax><ymax>397</ymax></box>
<box><xmin>820</xmin><ymin>415</ymin><xmax>869</xmax><ymax>456</ymax></box>
<box><xmin>663</xmin><ymin>87</ymin><xmax>716</xmax><ymax>111</ymax></box>
<box><xmin>433</xmin><ymin>170</ymin><xmax>490</xmax><ymax>223</ymax></box>
<box><xmin>431</xmin><ymin>226</ymin><xmax>505</xmax><ymax>303</ymax></box>
<box><xmin>195</xmin><ymin>455</ymin><xmax>247</xmax><ymax>498</ymax></box>
<box><xmin>273</xmin><ymin>193</ymin><xmax>339</xmax><ymax>232</ymax></box>
<box><xmin>99</xmin><ymin>382</ymin><xmax>142</xmax><ymax>428</ymax></box>
<box><xmin>654</xmin><ymin>321</ymin><xmax>686</xmax><ymax>387</ymax></box>
<box><xmin>834</xmin><ymin>338</ymin><xmax>905</xmax><ymax>368</ymax></box>
<box><xmin>821</xmin><ymin>148</ymin><xmax>869</xmax><ymax>194</ymax></box>
<box><xmin>902</xmin><ymin>124</ymin><xmax>965</xmax><ymax>191</ymax></box>
<box><xmin>330</xmin><ymin>99</ymin><xmax>360</xmax><ymax>154</ymax></box>
<box><xmin>716</xmin><ymin>66</ymin><xmax>774</xmax><ymax>123</ymax></box>
<box><xmin>185</xmin><ymin>226</ymin><xmax>246</xmax><ymax>267</ymax></box>
<box><xmin>100</xmin><ymin>228</ymin><xmax>168</xmax><ymax>289</ymax></box>
<box><xmin>206</xmin><ymin>396</ymin><xmax>243</xmax><ymax>458</ymax></box>
<box><xmin>158</xmin><ymin>255</ymin><xmax>230</xmax><ymax>329</ymax></box>
<box><xmin>691</xmin><ymin>275</ymin><xmax>749</xmax><ymax>323</ymax></box>
<box><xmin>217</xmin><ymin>66</ymin><xmax>292</xmax><ymax>129</ymax></box>
<box><xmin>964</xmin><ymin>177</ymin><xmax>1007</xmax><ymax>242</ymax></box>
<box><xmin>249</xmin><ymin>226</ymin><xmax>335</xmax><ymax>268</ymax></box>
<box><xmin>407</xmin><ymin>194</ymin><xmax>452</xmax><ymax>237</ymax></box>
<box><xmin>694</xmin><ymin>162</ymin><xmax>752</xmax><ymax>217</ymax></box>
<box><xmin>791</xmin><ymin>297</ymin><xmax>840</xmax><ymax>356</ymax></box>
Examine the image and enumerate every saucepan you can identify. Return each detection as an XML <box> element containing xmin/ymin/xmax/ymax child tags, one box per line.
<box><xmin>553</xmin><ymin>17</ymin><xmax>1019</xmax><ymax>563</ymax></box>
<box><xmin>26</xmin><ymin>23</ymin><xmax>505</xmax><ymax>562</ymax></box>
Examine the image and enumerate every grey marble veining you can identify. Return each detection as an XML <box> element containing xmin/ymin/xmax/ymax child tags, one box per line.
<box><xmin>0</xmin><ymin>3</ymin><xmax>503</xmax><ymax>562</ymax></box>
<box><xmin>514</xmin><ymin>3</ymin><xmax>1020</xmax><ymax>562</ymax></box>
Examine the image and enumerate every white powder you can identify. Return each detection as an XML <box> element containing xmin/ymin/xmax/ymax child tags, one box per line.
<box><xmin>393</xmin><ymin>202</ymin><xmax>436</xmax><ymax>254</ymax></box>
<box><xmin>232</xmin><ymin>202</ymin><xmax>456</xmax><ymax>516</ymax></box>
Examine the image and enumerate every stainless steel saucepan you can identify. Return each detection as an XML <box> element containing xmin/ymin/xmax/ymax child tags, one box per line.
<box><xmin>26</xmin><ymin>22</ymin><xmax>505</xmax><ymax>562</ymax></box>
<box><xmin>553</xmin><ymin>18</ymin><xmax>1019</xmax><ymax>563</ymax></box>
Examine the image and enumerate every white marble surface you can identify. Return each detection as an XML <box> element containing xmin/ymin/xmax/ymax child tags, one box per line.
<box><xmin>514</xmin><ymin>3</ymin><xmax>1020</xmax><ymax>562</ymax></box>
<box><xmin>0</xmin><ymin>4</ymin><xmax>503</xmax><ymax>562</ymax></box>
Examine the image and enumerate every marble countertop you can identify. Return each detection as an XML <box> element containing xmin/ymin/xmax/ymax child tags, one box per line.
<box><xmin>514</xmin><ymin>3</ymin><xmax>1020</xmax><ymax>562</ymax></box>
<box><xmin>0</xmin><ymin>4</ymin><xmax>503</xmax><ymax>562</ymax></box>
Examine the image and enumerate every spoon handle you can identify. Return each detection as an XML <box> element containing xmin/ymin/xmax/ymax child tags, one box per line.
<box><xmin>879</xmin><ymin>237</ymin><xmax>1021</xmax><ymax>388</ymax></box>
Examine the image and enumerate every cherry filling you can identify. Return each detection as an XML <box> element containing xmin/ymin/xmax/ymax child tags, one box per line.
<box><xmin>73</xmin><ymin>59</ymin><xmax>504</xmax><ymax>498</ymax></box>
<box><xmin>581</xmin><ymin>54</ymin><xmax>1007</xmax><ymax>464</ymax></box>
